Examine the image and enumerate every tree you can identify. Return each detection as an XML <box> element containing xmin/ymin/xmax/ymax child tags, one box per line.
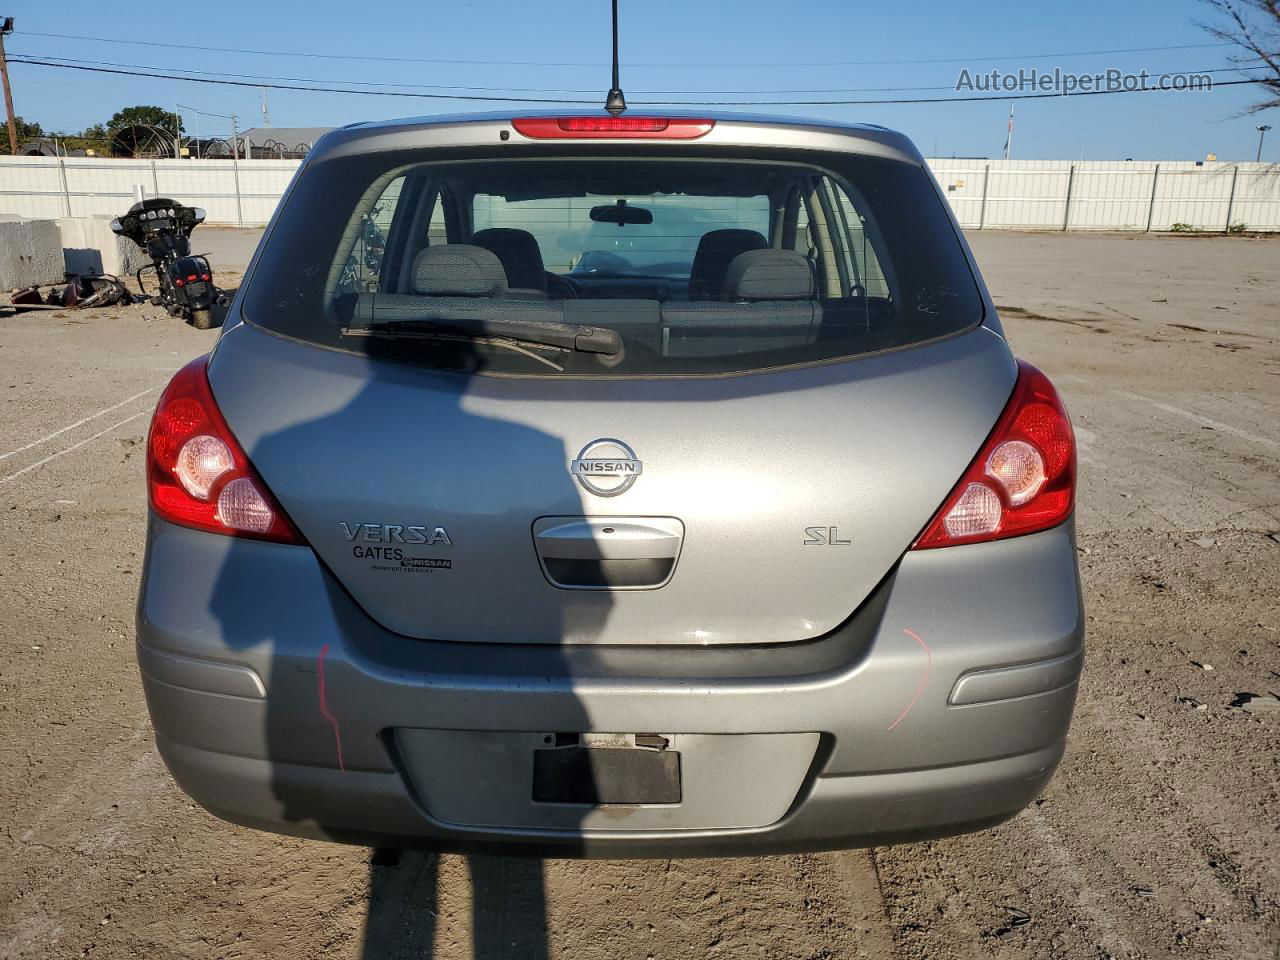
<box><xmin>1199</xmin><ymin>0</ymin><xmax>1280</xmax><ymax>113</ymax></box>
<box><xmin>0</xmin><ymin>116</ymin><xmax>45</xmax><ymax>155</ymax></box>
<box><xmin>64</xmin><ymin>123</ymin><xmax>111</xmax><ymax>153</ymax></box>
<box><xmin>108</xmin><ymin>105</ymin><xmax>183</xmax><ymax>134</ymax></box>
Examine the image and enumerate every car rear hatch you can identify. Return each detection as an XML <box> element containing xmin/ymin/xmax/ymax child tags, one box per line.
<box><xmin>212</xmin><ymin>116</ymin><xmax>1013</xmax><ymax>646</ymax></box>
<box><xmin>209</xmin><ymin>323</ymin><xmax>1011</xmax><ymax>645</ymax></box>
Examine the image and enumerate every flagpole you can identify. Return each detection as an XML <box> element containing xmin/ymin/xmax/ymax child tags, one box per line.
<box><xmin>1003</xmin><ymin>103</ymin><xmax>1015</xmax><ymax>161</ymax></box>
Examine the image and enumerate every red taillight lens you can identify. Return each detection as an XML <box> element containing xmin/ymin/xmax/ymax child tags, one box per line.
<box><xmin>200</xmin><ymin>272</ymin><xmax>211</xmax><ymax>282</ymax></box>
<box><xmin>174</xmin><ymin>277</ymin><xmax>185</xmax><ymax>287</ymax></box>
<box><xmin>913</xmin><ymin>360</ymin><xmax>1076</xmax><ymax>549</ymax></box>
<box><xmin>511</xmin><ymin>116</ymin><xmax>714</xmax><ymax>139</ymax></box>
<box><xmin>147</xmin><ymin>356</ymin><xmax>303</xmax><ymax>544</ymax></box>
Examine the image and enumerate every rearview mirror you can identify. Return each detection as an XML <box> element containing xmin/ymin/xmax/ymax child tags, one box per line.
<box><xmin>590</xmin><ymin>199</ymin><xmax>652</xmax><ymax>227</ymax></box>
<box><xmin>109</xmin><ymin>218</ymin><xmax>124</xmax><ymax>234</ymax></box>
<box><xmin>192</xmin><ymin>207</ymin><xmax>206</xmax><ymax>224</ymax></box>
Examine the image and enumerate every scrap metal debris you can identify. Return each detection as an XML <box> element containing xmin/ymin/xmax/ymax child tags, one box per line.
<box><xmin>4</xmin><ymin>275</ymin><xmax>135</xmax><ymax>313</ymax></box>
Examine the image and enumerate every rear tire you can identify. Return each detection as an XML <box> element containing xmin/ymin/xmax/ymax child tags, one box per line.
<box><xmin>190</xmin><ymin>307</ymin><xmax>215</xmax><ymax>330</ymax></box>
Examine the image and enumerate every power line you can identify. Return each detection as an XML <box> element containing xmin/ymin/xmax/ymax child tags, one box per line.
<box><xmin>16</xmin><ymin>52</ymin><xmax>605</xmax><ymax>94</ymax></box>
<box><xmin>10</xmin><ymin>58</ymin><xmax>588</xmax><ymax>104</ymax></box>
<box><xmin>15</xmin><ymin>51</ymin><xmax>1258</xmax><ymax>97</ymax></box>
<box><xmin>16</xmin><ymin>31</ymin><xmax>1237</xmax><ymax>69</ymax></box>
<box><xmin>9</xmin><ymin>56</ymin><xmax>1265</xmax><ymax>106</ymax></box>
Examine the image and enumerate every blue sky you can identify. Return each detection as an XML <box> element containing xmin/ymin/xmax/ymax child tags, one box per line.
<box><xmin>9</xmin><ymin>0</ymin><xmax>1277</xmax><ymax>160</ymax></box>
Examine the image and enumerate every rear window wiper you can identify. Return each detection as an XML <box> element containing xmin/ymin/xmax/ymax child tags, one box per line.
<box><xmin>347</xmin><ymin>327</ymin><xmax>572</xmax><ymax>371</ymax></box>
<box><xmin>341</xmin><ymin>316</ymin><xmax>623</xmax><ymax>359</ymax></box>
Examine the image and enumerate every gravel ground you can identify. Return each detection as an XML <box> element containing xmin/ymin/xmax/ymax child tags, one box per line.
<box><xmin>1</xmin><ymin>230</ymin><xmax>1277</xmax><ymax>960</ymax></box>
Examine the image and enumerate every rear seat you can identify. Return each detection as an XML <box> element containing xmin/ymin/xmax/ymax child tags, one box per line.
<box><xmin>344</xmin><ymin>245</ymin><xmax>668</xmax><ymax>354</ymax></box>
<box><xmin>660</xmin><ymin>249</ymin><xmax>821</xmax><ymax>357</ymax></box>
<box><xmin>342</xmin><ymin>245</ymin><xmax>830</xmax><ymax>362</ymax></box>
<box><xmin>344</xmin><ymin>244</ymin><xmax>566</xmax><ymax>327</ymax></box>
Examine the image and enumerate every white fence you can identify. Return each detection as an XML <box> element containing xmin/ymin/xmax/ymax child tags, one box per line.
<box><xmin>929</xmin><ymin>159</ymin><xmax>1280</xmax><ymax>232</ymax></box>
<box><xmin>1</xmin><ymin>156</ymin><xmax>1278</xmax><ymax>232</ymax></box>
<box><xmin>0</xmin><ymin>157</ymin><xmax>298</xmax><ymax>226</ymax></box>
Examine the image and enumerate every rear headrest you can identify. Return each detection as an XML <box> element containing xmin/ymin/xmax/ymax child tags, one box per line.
<box><xmin>724</xmin><ymin>249</ymin><xmax>815</xmax><ymax>301</ymax></box>
<box><xmin>412</xmin><ymin>244</ymin><xmax>508</xmax><ymax>296</ymax></box>
<box><xmin>471</xmin><ymin>228</ymin><xmax>547</xmax><ymax>292</ymax></box>
<box><xmin>688</xmin><ymin>228</ymin><xmax>768</xmax><ymax>300</ymax></box>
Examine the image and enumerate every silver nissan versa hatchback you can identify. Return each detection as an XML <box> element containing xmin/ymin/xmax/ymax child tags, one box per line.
<box><xmin>136</xmin><ymin>111</ymin><xmax>1082</xmax><ymax>856</ymax></box>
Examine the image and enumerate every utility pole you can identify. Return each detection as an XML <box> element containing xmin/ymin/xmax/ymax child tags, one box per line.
<box><xmin>1258</xmin><ymin>125</ymin><xmax>1272</xmax><ymax>163</ymax></box>
<box><xmin>182</xmin><ymin>103</ymin><xmax>235</xmax><ymax>162</ymax></box>
<box><xmin>0</xmin><ymin>17</ymin><xmax>18</xmax><ymax>155</ymax></box>
<box><xmin>230</xmin><ymin>112</ymin><xmax>242</xmax><ymax>226</ymax></box>
<box><xmin>177</xmin><ymin>103</ymin><xmax>202</xmax><ymax>159</ymax></box>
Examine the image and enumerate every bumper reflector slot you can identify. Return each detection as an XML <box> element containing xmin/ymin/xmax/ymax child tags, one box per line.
<box><xmin>949</xmin><ymin>650</ymin><xmax>1083</xmax><ymax>706</ymax></box>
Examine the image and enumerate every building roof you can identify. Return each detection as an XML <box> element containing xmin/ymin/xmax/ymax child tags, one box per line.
<box><xmin>237</xmin><ymin>126</ymin><xmax>333</xmax><ymax>148</ymax></box>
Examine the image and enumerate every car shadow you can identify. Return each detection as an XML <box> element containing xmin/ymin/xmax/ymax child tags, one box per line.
<box><xmin>205</xmin><ymin>333</ymin><xmax>611</xmax><ymax>958</ymax></box>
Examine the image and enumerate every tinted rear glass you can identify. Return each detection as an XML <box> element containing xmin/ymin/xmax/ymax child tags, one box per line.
<box><xmin>243</xmin><ymin>144</ymin><xmax>982</xmax><ymax>377</ymax></box>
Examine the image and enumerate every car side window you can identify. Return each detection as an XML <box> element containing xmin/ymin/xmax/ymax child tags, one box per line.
<box><xmin>790</xmin><ymin>200</ymin><xmax>813</xmax><ymax>255</ymax></box>
<box><xmin>826</xmin><ymin>177</ymin><xmax>891</xmax><ymax>299</ymax></box>
<box><xmin>425</xmin><ymin>189</ymin><xmax>448</xmax><ymax>247</ymax></box>
<box><xmin>338</xmin><ymin>174</ymin><xmax>404</xmax><ymax>294</ymax></box>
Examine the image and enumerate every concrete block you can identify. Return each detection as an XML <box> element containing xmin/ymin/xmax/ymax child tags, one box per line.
<box><xmin>0</xmin><ymin>219</ymin><xmax>64</xmax><ymax>289</ymax></box>
<box><xmin>57</xmin><ymin>217</ymin><xmax>149</xmax><ymax>278</ymax></box>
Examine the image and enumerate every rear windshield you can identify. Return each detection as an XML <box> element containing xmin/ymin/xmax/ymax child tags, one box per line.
<box><xmin>243</xmin><ymin>146</ymin><xmax>982</xmax><ymax>377</ymax></box>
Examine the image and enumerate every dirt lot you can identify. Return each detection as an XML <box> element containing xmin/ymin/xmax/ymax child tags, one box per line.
<box><xmin>1</xmin><ymin>230</ymin><xmax>1277</xmax><ymax>960</ymax></box>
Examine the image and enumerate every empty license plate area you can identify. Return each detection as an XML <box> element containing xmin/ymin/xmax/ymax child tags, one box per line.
<box><xmin>395</xmin><ymin>729</ymin><xmax>821</xmax><ymax>832</ymax></box>
<box><xmin>533</xmin><ymin>732</ymin><xmax>680</xmax><ymax>805</ymax></box>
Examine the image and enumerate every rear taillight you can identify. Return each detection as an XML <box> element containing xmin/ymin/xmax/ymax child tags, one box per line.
<box><xmin>913</xmin><ymin>360</ymin><xmax>1075</xmax><ymax>549</ymax></box>
<box><xmin>147</xmin><ymin>356</ymin><xmax>302</xmax><ymax>544</ymax></box>
<box><xmin>511</xmin><ymin>116</ymin><xmax>714</xmax><ymax>139</ymax></box>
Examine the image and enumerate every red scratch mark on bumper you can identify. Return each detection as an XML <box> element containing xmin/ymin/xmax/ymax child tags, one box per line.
<box><xmin>887</xmin><ymin>627</ymin><xmax>933</xmax><ymax>732</ymax></box>
<box><xmin>317</xmin><ymin>643</ymin><xmax>345</xmax><ymax>771</ymax></box>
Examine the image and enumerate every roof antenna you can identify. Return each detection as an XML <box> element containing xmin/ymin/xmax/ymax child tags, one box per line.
<box><xmin>604</xmin><ymin>0</ymin><xmax>626</xmax><ymax>115</ymax></box>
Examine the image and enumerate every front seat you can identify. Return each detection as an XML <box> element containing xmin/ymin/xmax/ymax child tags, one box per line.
<box><xmin>687</xmin><ymin>228</ymin><xmax>768</xmax><ymax>300</ymax></box>
<box><xmin>471</xmin><ymin>228</ymin><xmax>548</xmax><ymax>294</ymax></box>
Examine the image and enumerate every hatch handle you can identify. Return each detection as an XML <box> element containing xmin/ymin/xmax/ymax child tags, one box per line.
<box><xmin>533</xmin><ymin>517</ymin><xmax>683</xmax><ymax>561</ymax></box>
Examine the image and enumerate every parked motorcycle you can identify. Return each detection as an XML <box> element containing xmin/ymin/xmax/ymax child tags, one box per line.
<box><xmin>111</xmin><ymin>198</ymin><xmax>222</xmax><ymax>329</ymax></box>
<box><xmin>337</xmin><ymin>204</ymin><xmax>388</xmax><ymax>293</ymax></box>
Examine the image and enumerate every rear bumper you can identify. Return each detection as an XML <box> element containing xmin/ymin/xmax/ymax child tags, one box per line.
<box><xmin>136</xmin><ymin>516</ymin><xmax>1084</xmax><ymax>856</ymax></box>
<box><xmin>153</xmin><ymin>735</ymin><xmax>1064</xmax><ymax>857</ymax></box>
